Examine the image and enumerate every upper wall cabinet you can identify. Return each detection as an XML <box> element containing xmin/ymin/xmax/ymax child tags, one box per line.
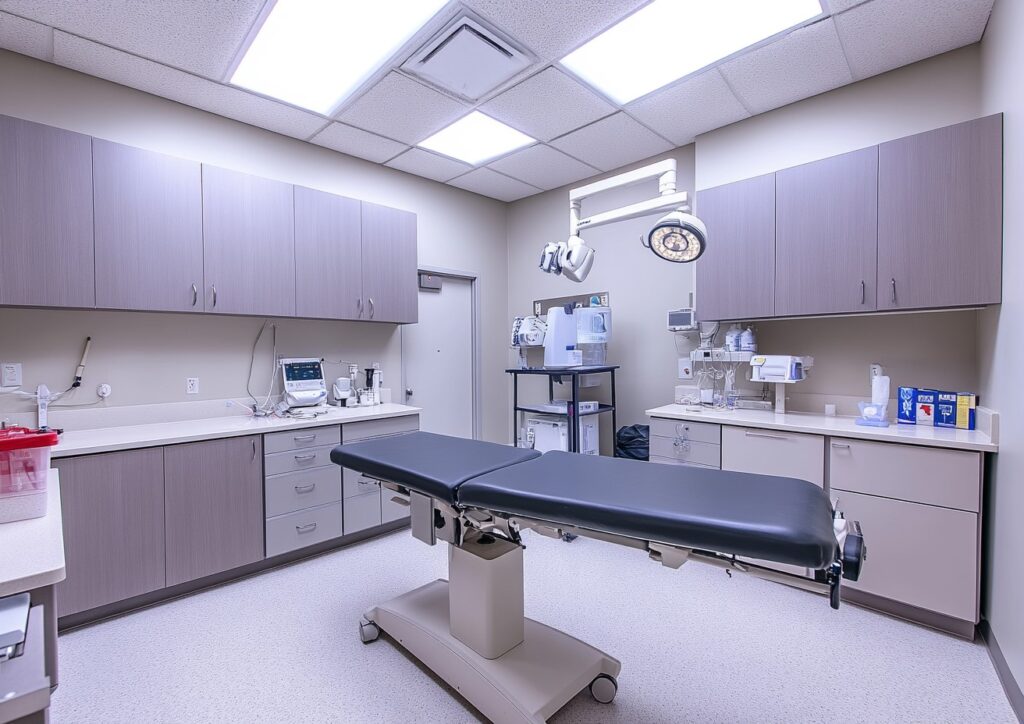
<box><xmin>202</xmin><ymin>165</ymin><xmax>296</xmax><ymax>317</ymax></box>
<box><xmin>775</xmin><ymin>147</ymin><xmax>879</xmax><ymax>316</ymax></box>
<box><xmin>695</xmin><ymin>174</ymin><xmax>776</xmax><ymax>322</ymax></box>
<box><xmin>361</xmin><ymin>201</ymin><xmax>418</xmax><ymax>324</ymax></box>
<box><xmin>0</xmin><ymin>115</ymin><xmax>95</xmax><ymax>308</ymax></box>
<box><xmin>877</xmin><ymin>114</ymin><xmax>1002</xmax><ymax>311</ymax></box>
<box><xmin>294</xmin><ymin>186</ymin><xmax>362</xmax><ymax>320</ymax></box>
<box><xmin>94</xmin><ymin>140</ymin><xmax>204</xmax><ymax>313</ymax></box>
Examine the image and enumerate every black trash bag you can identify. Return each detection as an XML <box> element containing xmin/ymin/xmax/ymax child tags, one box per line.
<box><xmin>614</xmin><ymin>424</ymin><xmax>650</xmax><ymax>460</ymax></box>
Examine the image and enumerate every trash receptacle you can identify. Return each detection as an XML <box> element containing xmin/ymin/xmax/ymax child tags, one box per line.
<box><xmin>614</xmin><ymin>424</ymin><xmax>649</xmax><ymax>460</ymax></box>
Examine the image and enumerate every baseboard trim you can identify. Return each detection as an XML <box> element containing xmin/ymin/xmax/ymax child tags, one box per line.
<box><xmin>841</xmin><ymin>588</ymin><xmax>976</xmax><ymax>639</ymax></box>
<box><xmin>981</xmin><ymin>621</ymin><xmax>1024</xmax><ymax>723</ymax></box>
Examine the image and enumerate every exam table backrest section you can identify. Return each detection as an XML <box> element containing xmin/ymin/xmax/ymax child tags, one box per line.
<box><xmin>458</xmin><ymin>451</ymin><xmax>838</xmax><ymax>570</ymax></box>
<box><xmin>330</xmin><ymin>431</ymin><xmax>541</xmax><ymax>504</ymax></box>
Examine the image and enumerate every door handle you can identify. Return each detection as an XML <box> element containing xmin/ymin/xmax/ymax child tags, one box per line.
<box><xmin>406</xmin><ymin>388</ymin><xmax>413</xmax><ymax>397</ymax></box>
<box><xmin>293</xmin><ymin>434</ymin><xmax>317</xmax><ymax>443</ymax></box>
<box><xmin>890</xmin><ymin>278</ymin><xmax>896</xmax><ymax>304</ymax></box>
<box><xmin>294</xmin><ymin>453</ymin><xmax>317</xmax><ymax>462</ymax></box>
<box><xmin>357</xmin><ymin>297</ymin><xmax>363</xmax><ymax>317</ymax></box>
<box><xmin>860</xmin><ymin>280</ymin><xmax>865</xmax><ymax>305</ymax></box>
<box><xmin>251</xmin><ymin>439</ymin><xmax>256</xmax><ymax>461</ymax></box>
<box><xmin>191</xmin><ymin>283</ymin><xmax>198</xmax><ymax>307</ymax></box>
<box><xmin>368</xmin><ymin>297</ymin><xmax>375</xmax><ymax>319</ymax></box>
<box><xmin>831</xmin><ymin>442</ymin><xmax>851</xmax><ymax>449</ymax></box>
<box><xmin>295</xmin><ymin>522</ymin><xmax>318</xmax><ymax>534</ymax></box>
<box><xmin>212</xmin><ymin>284</ymin><xmax>218</xmax><ymax>308</ymax></box>
<box><xmin>294</xmin><ymin>483</ymin><xmax>317</xmax><ymax>494</ymax></box>
<box><xmin>744</xmin><ymin>430</ymin><xmax>787</xmax><ymax>440</ymax></box>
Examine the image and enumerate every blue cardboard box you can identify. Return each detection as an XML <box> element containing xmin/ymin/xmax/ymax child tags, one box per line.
<box><xmin>897</xmin><ymin>386</ymin><xmax>917</xmax><ymax>424</ymax></box>
<box><xmin>915</xmin><ymin>389</ymin><xmax>937</xmax><ymax>426</ymax></box>
<box><xmin>936</xmin><ymin>392</ymin><xmax>958</xmax><ymax>427</ymax></box>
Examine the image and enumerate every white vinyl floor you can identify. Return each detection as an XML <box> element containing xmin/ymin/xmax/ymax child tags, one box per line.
<box><xmin>52</xmin><ymin>529</ymin><xmax>1014</xmax><ymax>723</ymax></box>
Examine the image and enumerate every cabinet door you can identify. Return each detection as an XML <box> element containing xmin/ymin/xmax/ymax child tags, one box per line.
<box><xmin>202</xmin><ymin>164</ymin><xmax>295</xmax><ymax>316</ymax></box>
<box><xmin>694</xmin><ymin>174</ymin><xmax>775</xmax><ymax>321</ymax></box>
<box><xmin>164</xmin><ymin>436</ymin><xmax>264</xmax><ymax>586</ymax></box>
<box><xmin>878</xmin><ymin>115</ymin><xmax>1002</xmax><ymax>310</ymax></box>
<box><xmin>0</xmin><ymin>116</ymin><xmax>94</xmax><ymax>307</ymax></box>
<box><xmin>360</xmin><ymin>201</ymin><xmax>417</xmax><ymax>323</ymax></box>
<box><xmin>775</xmin><ymin>147</ymin><xmax>878</xmax><ymax>315</ymax></box>
<box><xmin>93</xmin><ymin>140</ymin><xmax>203</xmax><ymax>312</ymax></box>
<box><xmin>53</xmin><ymin>450</ymin><xmax>165</xmax><ymax>617</ymax></box>
<box><xmin>834</xmin><ymin>490</ymin><xmax>978</xmax><ymax>622</ymax></box>
<box><xmin>294</xmin><ymin>186</ymin><xmax>362</xmax><ymax>320</ymax></box>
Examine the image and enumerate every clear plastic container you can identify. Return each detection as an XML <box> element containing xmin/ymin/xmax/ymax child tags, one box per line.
<box><xmin>0</xmin><ymin>427</ymin><xmax>59</xmax><ymax>524</ymax></box>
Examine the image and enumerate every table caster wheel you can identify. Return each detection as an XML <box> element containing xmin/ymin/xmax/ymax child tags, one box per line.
<box><xmin>589</xmin><ymin>674</ymin><xmax>617</xmax><ymax>704</ymax></box>
<box><xmin>359</xmin><ymin>619</ymin><xmax>380</xmax><ymax>644</ymax></box>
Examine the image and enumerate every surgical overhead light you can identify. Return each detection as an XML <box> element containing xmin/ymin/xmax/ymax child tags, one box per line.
<box><xmin>538</xmin><ymin>158</ymin><xmax>707</xmax><ymax>283</ymax></box>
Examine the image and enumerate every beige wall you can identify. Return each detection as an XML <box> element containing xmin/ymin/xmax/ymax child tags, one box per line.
<box><xmin>0</xmin><ymin>50</ymin><xmax>510</xmax><ymax>442</ymax></box>
<box><xmin>978</xmin><ymin>0</ymin><xmax>1024</xmax><ymax>693</ymax></box>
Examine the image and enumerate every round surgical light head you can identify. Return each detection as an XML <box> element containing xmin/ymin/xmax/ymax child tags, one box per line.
<box><xmin>647</xmin><ymin>211</ymin><xmax>707</xmax><ymax>263</ymax></box>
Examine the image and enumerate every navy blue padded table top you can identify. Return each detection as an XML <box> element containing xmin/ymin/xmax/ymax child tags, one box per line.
<box><xmin>330</xmin><ymin>431</ymin><xmax>540</xmax><ymax>504</ymax></box>
<box><xmin>458</xmin><ymin>452</ymin><xmax>838</xmax><ymax>569</ymax></box>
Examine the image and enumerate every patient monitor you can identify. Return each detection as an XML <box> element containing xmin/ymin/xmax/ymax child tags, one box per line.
<box><xmin>280</xmin><ymin>357</ymin><xmax>328</xmax><ymax>408</ymax></box>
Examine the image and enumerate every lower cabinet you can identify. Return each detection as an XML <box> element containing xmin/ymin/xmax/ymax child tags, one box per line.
<box><xmin>54</xmin><ymin>449</ymin><xmax>166</xmax><ymax>617</ymax></box>
<box><xmin>266</xmin><ymin>501</ymin><xmax>344</xmax><ymax>557</ymax></box>
<box><xmin>164</xmin><ymin>436</ymin><xmax>264</xmax><ymax>586</ymax></box>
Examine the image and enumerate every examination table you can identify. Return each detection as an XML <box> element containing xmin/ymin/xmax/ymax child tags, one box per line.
<box><xmin>331</xmin><ymin>432</ymin><xmax>864</xmax><ymax>724</ymax></box>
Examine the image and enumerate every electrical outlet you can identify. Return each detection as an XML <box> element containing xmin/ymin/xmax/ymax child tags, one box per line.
<box><xmin>1</xmin><ymin>362</ymin><xmax>22</xmax><ymax>388</ymax></box>
<box><xmin>677</xmin><ymin>358</ymin><xmax>693</xmax><ymax>380</ymax></box>
<box><xmin>186</xmin><ymin>377</ymin><xmax>199</xmax><ymax>395</ymax></box>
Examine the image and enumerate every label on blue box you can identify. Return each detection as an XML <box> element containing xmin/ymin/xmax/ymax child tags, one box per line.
<box><xmin>897</xmin><ymin>386</ymin><xmax>917</xmax><ymax>424</ymax></box>
<box><xmin>916</xmin><ymin>389</ymin><xmax>937</xmax><ymax>426</ymax></box>
<box><xmin>936</xmin><ymin>392</ymin><xmax>958</xmax><ymax>427</ymax></box>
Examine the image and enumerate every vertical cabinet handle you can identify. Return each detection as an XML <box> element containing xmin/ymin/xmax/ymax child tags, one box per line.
<box><xmin>357</xmin><ymin>297</ymin><xmax>363</xmax><ymax>317</ymax></box>
<box><xmin>890</xmin><ymin>278</ymin><xmax>896</xmax><ymax>304</ymax></box>
<box><xmin>368</xmin><ymin>297</ymin><xmax>375</xmax><ymax>319</ymax></box>
<box><xmin>860</xmin><ymin>280</ymin><xmax>865</xmax><ymax>305</ymax></box>
<box><xmin>251</xmin><ymin>439</ymin><xmax>256</xmax><ymax>461</ymax></box>
<box><xmin>212</xmin><ymin>284</ymin><xmax>218</xmax><ymax>308</ymax></box>
<box><xmin>191</xmin><ymin>283</ymin><xmax>198</xmax><ymax>307</ymax></box>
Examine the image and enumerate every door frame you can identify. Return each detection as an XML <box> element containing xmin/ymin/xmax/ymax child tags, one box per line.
<box><xmin>401</xmin><ymin>266</ymin><xmax>482</xmax><ymax>440</ymax></box>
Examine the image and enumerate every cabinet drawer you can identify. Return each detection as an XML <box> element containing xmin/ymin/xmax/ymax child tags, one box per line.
<box><xmin>344</xmin><ymin>489</ymin><xmax>382</xmax><ymax>535</ymax></box>
<box><xmin>381</xmin><ymin>487</ymin><xmax>411</xmax><ymax>523</ymax></box>
<box><xmin>650</xmin><ymin>418</ymin><xmax>721</xmax><ymax>445</ymax></box>
<box><xmin>264</xmin><ymin>425</ymin><xmax>340</xmax><ymax>454</ymax></box>
<box><xmin>264</xmin><ymin>444</ymin><xmax>335</xmax><ymax>476</ymax></box>
<box><xmin>343</xmin><ymin>415</ymin><xmax>419</xmax><ymax>442</ymax></box>
<box><xmin>650</xmin><ymin>436</ymin><xmax>721</xmax><ymax>468</ymax></box>
<box><xmin>828</xmin><ymin>439</ymin><xmax>981</xmax><ymax>511</ymax></box>
<box><xmin>649</xmin><ymin>455</ymin><xmax>718</xmax><ymax>470</ymax></box>
<box><xmin>343</xmin><ymin>468</ymin><xmax>383</xmax><ymax>499</ymax></box>
<box><xmin>721</xmin><ymin>426</ymin><xmax>824</xmax><ymax>487</ymax></box>
<box><xmin>265</xmin><ymin>502</ymin><xmax>344</xmax><ymax>557</ymax></box>
<box><xmin>835</xmin><ymin>490</ymin><xmax>978</xmax><ymax>622</ymax></box>
<box><xmin>265</xmin><ymin>466</ymin><xmax>342</xmax><ymax>518</ymax></box>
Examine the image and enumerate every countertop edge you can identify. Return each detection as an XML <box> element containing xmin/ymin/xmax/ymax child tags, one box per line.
<box><xmin>0</xmin><ymin>471</ymin><xmax>66</xmax><ymax>597</ymax></box>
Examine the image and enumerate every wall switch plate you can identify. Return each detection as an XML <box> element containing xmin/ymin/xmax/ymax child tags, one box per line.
<box><xmin>1</xmin><ymin>362</ymin><xmax>22</xmax><ymax>388</ymax></box>
<box><xmin>186</xmin><ymin>377</ymin><xmax>199</xmax><ymax>395</ymax></box>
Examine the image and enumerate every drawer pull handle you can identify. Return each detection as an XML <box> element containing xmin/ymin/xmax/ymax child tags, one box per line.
<box><xmin>294</xmin><ymin>483</ymin><xmax>317</xmax><ymax>494</ymax></box>
<box><xmin>831</xmin><ymin>442</ymin><xmax>851</xmax><ymax>449</ymax></box>
<box><xmin>293</xmin><ymin>434</ymin><xmax>317</xmax><ymax>443</ymax></box>
<box><xmin>296</xmin><ymin>522</ymin><xmax>318</xmax><ymax>534</ymax></box>
<box><xmin>294</xmin><ymin>453</ymin><xmax>317</xmax><ymax>462</ymax></box>
<box><xmin>744</xmin><ymin>431</ymin><xmax>787</xmax><ymax>440</ymax></box>
<box><xmin>389</xmin><ymin>496</ymin><xmax>410</xmax><ymax>508</ymax></box>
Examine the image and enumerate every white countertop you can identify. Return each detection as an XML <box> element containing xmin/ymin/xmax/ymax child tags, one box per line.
<box><xmin>0</xmin><ymin>470</ymin><xmax>66</xmax><ymax>597</ymax></box>
<box><xmin>53</xmin><ymin>403</ymin><xmax>421</xmax><ymax>458</ymax></box>
<box><xmin>646</xmin><ymin>404</ymin><xmax>998</xmax><ymax>453</ymax></box>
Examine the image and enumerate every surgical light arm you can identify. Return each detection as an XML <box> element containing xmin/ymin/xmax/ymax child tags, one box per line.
<box><xmin>568</xmin><ymin>159</ymin><xmax>686</xmax><ymax>234</ymax></box>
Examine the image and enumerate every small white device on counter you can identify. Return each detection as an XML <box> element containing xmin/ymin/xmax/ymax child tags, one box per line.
<box><xmin>280</xmin><ymin>358</ymin><xmax>327</xmax><ymax>408</ymax></box>
<box><xmin>543</xmin><ymin>307</ymin><xmax>582</xmax><ymax>368</ymax></box>
<box><xmin>750</xmin><ymin>355</ymin><xmax>813</xmax><ymax>383</ymax></box>
<box><xmin>667</xmin><ymin>308</ymin><xmax>697</xmax><ymax>332</ymax></box>
<box><xmin>331</xmin><ymin>377</ymin><xmax>352</xmax><ymax>406</ymax></box>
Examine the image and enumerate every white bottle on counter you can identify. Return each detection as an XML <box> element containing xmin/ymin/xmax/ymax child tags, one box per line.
<box><xmin>740</xmin><ymin>326</ymin><xmax>757</xmax><ymax>352</ymax></box>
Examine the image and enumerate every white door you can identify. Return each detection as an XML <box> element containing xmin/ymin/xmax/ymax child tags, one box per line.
<box><xmin>402</xmin><ymin>275</ymin><xmax>475</xmax><ymax>438</ymax></box>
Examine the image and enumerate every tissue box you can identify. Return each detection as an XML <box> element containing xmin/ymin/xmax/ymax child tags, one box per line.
<box><xmin>935</xmin><ymin>392</ymin><xmax>958</xmax><ymax>427</ymax></box>
<box><xmin>915</xmin><ymin>389</ymin><xmax>937</xmax><ymax>426</ymax></box>
<box><xmin>956</xmin><ymin>393</ymin><xmax>977</xmax><ymax>430</ymax></box>
<box><xmin>897</xmin><ymin>386</ymin><xmax>917</xmax><ymax>424</ymax></box>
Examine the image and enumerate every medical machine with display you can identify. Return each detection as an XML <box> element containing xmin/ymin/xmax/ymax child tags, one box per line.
<box><xmin>749</xmin><ymin>354</ymin><xmax>814</xmax><ymax>413</ymax></box>
<box><xmin>524</xmin><ymin>415</ymin><xmax>599</xmax><ymax>456</ymax></box>
<box><xmin>667</xmin><ymin>307</ymin><xmax>697</xmax><ymax>332</ymax></box>
<box><xmin>280</xmin><ymin>358</ymin><xmax>328</xmax><ymax>408</ymax></box>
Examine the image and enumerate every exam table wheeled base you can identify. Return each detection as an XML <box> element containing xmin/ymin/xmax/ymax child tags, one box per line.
<box><xmin>360</xmin><ymin>579</ymin><xmax>621</xmax><ymax>724</ymax></box>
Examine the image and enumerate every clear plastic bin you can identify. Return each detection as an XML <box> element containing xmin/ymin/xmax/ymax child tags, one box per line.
<box><xmin>0</xmin><ymin>427</ymin><xmax>59</xmax><ymax>524</ymax></box>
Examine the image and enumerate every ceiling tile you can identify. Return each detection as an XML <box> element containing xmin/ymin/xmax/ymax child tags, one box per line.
<box><xmin>463</xmin><ymin>0</ymin><xmax>649</xmax><ymax>61</ymax></box>
<box><xmin>488</xmin><ymin>144</ymin><xmax>598</xmax><ymax>190</ymax></box>
<box><xmin>337</xmin><ymin>72</ymin><xmax>468</xmax><ymax>145</ymax></box>
<box><xmin>551</xmin><ymin>113</ymin><xmax>673</xmax><ymax>171</ymax></box>
<box><xmin>0</xmin><ymin>10</ymin><xmax>52</xmax><ymax>61</ymax></box>
<box><xmin>53</xmin><ymin>32</ymin><xmax>328</xmax><ymax>140</ymax></box>
<box><xmin>386</xmin><ymin>148</ymin><xmax>472</xmax><ymax>182</ymax></box>
<box><xmin>626</xmin><ymin>70</ymin><xmax>750</xmax><ymax>147</ymax></box>
<box><xmin>0</xmin><ymin>0</ymin><xmax>265</xmax><ymax>79</ymax></box>
<box><xmin>835</xmin><ymin>0</ymin><xmax>994</xmax><ymax>80</ymax></box>
<box><xmin>310</xmin><ymin>123</ymin><xmax>406</xmax><ymax>164</ymax></box>
<box><xmin>448</xmin><ymin>167</ymin><xmax>540</xmax><ymax>202</ymax></box>
<box><xmin>480</xmin><ymin>68</ymin><xmax>615</xmax><ymax>141</ymax></box>
<box><xmin>719</xmin><ymin>19</ymin><xmax>854</xmax><ymax>115</ymax></box>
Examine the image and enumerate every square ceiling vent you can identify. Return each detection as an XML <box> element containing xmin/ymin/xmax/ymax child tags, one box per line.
<box><xmin>401</xmin><ymin>17</ymin><xmax>533</xmax><ymax>102</ymax></box>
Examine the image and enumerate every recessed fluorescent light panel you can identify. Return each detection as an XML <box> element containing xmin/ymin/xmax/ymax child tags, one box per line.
<box><xmin>561</xmin><ymin>0</ymin><xmax>824</xmax><ymax>104</ymax></box>
<box><xmin>418</xmin><ymin>112</ymin><xmax>535</xmax><ymax>165</ymax></box>
<box><xmin>231</xmin><ymin>0</ymin><xmax>449</xmax><ymax>114</ymax></box>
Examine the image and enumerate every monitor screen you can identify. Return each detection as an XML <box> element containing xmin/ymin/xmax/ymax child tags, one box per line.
<box><xmin>283</xmin><ymin>361</ymin><xmax>323</xmax><ymax>382</ymax></box>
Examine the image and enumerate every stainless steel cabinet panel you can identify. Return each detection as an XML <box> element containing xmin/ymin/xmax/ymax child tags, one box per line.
<box><xmin>694</xmin><ymin>174</ymin><xmax>775</xmax><ymax>321</ymax></box>
<box><xmin>263</xmin><ymin>425</ymin><xmax>340</xmax><ymax>454</ymax></box>
<box><xmin>775</xmin><ymin>147</ymin><xmax>878</xmax><ymax>315</ymax></box>
<box><xmin>265</xmin><ymin>502</ymin><xmax>343</xmax><ymax>557</ymax></box>
<box><xmin>53</xmin><ymin>449</ymin><xmax>165</xmax><ymax>617</ymax></box>
<box><xmin>201</xmin><ymin>164</ymin><xmax>295</xmax><ymax>316</ymax></box>
<box><xmin>93</xmin><ymin>140</ymin><xmax>203</xmax><ymax>312</ymax></box>
<box><xmin>265</xmin><ymin>466</ymin><xmax>342</xmax><ymax>518</ymax></box>
<box><xmin>164</xmin><ymin>436</ymin><xmax>264</xmax><ymax>586</ymax></box>
<box><xmin>649</xmin><ymin>436</ymin><xmax>721</xmax><ymax>468</ymax></box>
<box><xmin>344</xmin><ymin>489</ymin><xmax>382</xmax><ymax>535</ymax></box>
<box><xmin>264</xmin><ymin>444</ymin><xmax>335</xmax><ymax>476</ymax></box>
<box><xmin>294</xmin><ymin>186</ymin><xmax>362</xmax><ymax>320</ymax></box>
<box><xmin>649</xmin><ymin>418</ymin><xmax>721</xmax><ymax>445</ymax></box>
<box><xmin>878</xmin><ymin>114</ymin><xmax>1002</xmax><ymax>310</ymax></box>
<box><xmin>342</xmin><ymin>415</ymin><xmax>419</xmax><ymax>442</ymax></box>
<box><xmin>721</xmin><ymin>426</ymin><xmax>825</xmax><ymax>488</ymax></box>
<box><xmin>835</xmin><ymin>490</ymin><xmax>979</xmax><ymax>622</ymax></box>
<box><xmin>343</xmin><ymin>467</ymin><xmax>382</xmax><ymax>499</ymax></box>
<box><xmin>0</xmin><ymin>115</ymin><xmax>94</xmax><ymax>308</ymax></box>
<box><xmin>360</xmin><ymin>201</ymin><xmax>418</xmax><ymax>323</ymax></box>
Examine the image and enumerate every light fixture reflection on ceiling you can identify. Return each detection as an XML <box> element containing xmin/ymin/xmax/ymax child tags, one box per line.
<box><xmin>418</xmin><ymin>111</ymin><xmax>536</xmax><ymax>165</ymax></box>
<box><xmin>561</xmin><ymin>0</ymin><xmax>824</xmax><ymax>104</ymax></box>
